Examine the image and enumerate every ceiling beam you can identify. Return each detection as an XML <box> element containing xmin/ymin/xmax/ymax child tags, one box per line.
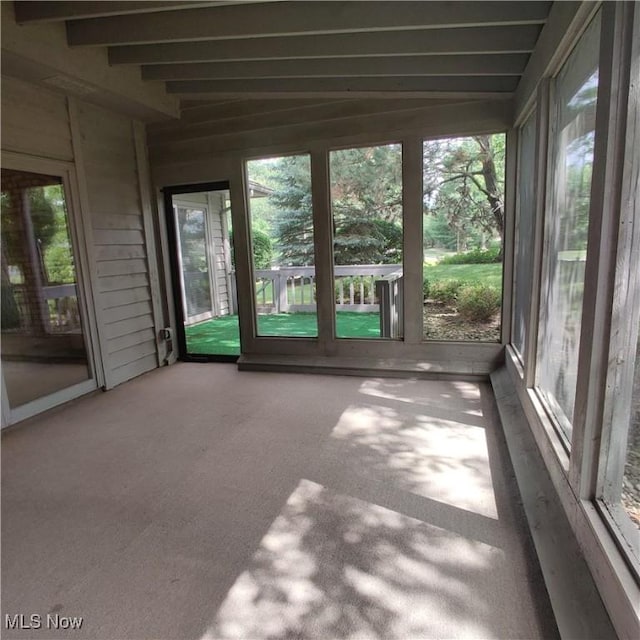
<box><xmin>166</xmin><ymin>76</ymin><xmax>520</xmax><ymax>98</ymax></box>
<box><xmin>142</xmin><ymin>54</ymin><xmax>529</xmax><ymax>81</ymax></box>
<box><xmin>109</xmin><ymin>25</ymin><xmax>542</xmax><ymax>65</ymax></box>
<box><xmin>13</xmin><ymin>2</ymin><xmax>267</xmax><ymax>23</ymax></box>
<box><xmin>149</xmin><ymin>98</ymin><xmax>469</xmax><ymax>144</ymax></box>
<box><xmin>67</xmin><ymin>1</ymin><xmax>550</xmax><ymax>47</ymax></box>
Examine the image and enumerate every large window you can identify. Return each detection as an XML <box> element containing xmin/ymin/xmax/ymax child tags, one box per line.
<box><xmin>512</xmin><ymin>113</ymin><xmax>537</xmax><ymax>359</ymax></box>
<box><xmin>329</xmin><ymin>144</ymin><xmax>403</xmax><ymax>339</ymax></box>
<box><xmin>422</xmin><ymin>134</ymin><xmax>505</xmax><ymax>342</ymax></box>
<box><xmin>536</xmin><ymin>12</ymin><xmax>600</xmax><ymax>443</ymax></box>
<box><xmin>246</xmin><ymin>154</ymin><xmax>317</xmax><ymax>338</ymax></box>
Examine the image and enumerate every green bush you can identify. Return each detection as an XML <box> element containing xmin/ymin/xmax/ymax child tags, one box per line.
<box><xmin>422</xmin><ymin>276</ymin><xmax>430</xmax><ymax>299</ymax></box>
<box><xmin>439</xmin><ymin>247</ymin><xmax>501</xmax><ymax>265</ymax></box>
<box><xmin>429</xmin><ymin>279</ymin><xmax>467</xmax><ymax>305</ymax></box>
<box><xmin>457</xmin><ymin>284</ymin><xmax>501</xmax><ymax>322</ymax></box>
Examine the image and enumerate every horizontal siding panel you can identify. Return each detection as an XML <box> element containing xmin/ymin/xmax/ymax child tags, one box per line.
<box><xmin>78</xmin><ymin>100</ymin><xmax>159</xmax><ymax>386</ymax></box>
<box><xmin>79</xmin><ymin>103</ymin><xmax>134</xmax><ymax>144</ymax></box>
<box><xmin>97</xmin><ymin>259</ymin><xmax>148</xmax><ymax>277</ymax></box>
<box><xmin>98</xmin><ymin>273</ymin><xmax>150</xmax><ymax>293</ymax></box>
<box><xmin>85</xmin><ymin>160</ymin><xmax>138</xmax><ymax>184</ymax></box>
<box><xmin>95</xmin><ymin>244</ymin><xmax>147</xmax><ymax>261</ymax></box>
<box><xmin>85</xmin><ymin>178</ymin><xmax>141</xmax><ymax>213</ymax></box>
<box><xmin>1</xmin><ymin>124</ymin><xmax>73</xmax><ymax>163</ymax></box>
<box><xmin>108</xmin><ymin>328</ymin><xmax>156</xmax><ymax>354</ymax></box>
<box><xmin>108</xmin><ymin>341</ymin><xmax>157</xmax><ymax>370</ymax></box>
<box><xmin>93</xmin><ymin>229</ymin><xmax>145</xmax><ymax>246</ymax></box>
<box><xmin>105</xmin><ymin>314</ymin><xmax>155</xmax><ymax>340</ymax></box>
<box><xmin>101</xmin><ymin>286</ymin><xmax>151</xmax><ymax>309</ymax></box>
<box><xmin>110</xmin><ymin>353</ymin><xmax>158</xmax><ymax>387</ymax></box>
<box><xmin>92</xmin><ymin>213</ymin><xmax>144</xmax><ymax>231</ymax></box>
<box><xmin>1</xmin><ymin>76</ymin><xmax>72</xmax><ymax>161</ymax></box>
<box><xmin>103</xmin><ymin>300</ymin><xmax>153</xmax><ymax>324</ymax></box>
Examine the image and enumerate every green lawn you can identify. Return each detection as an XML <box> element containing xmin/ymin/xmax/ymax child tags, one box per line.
<box><xmin>186</xmin><ymin>262</ymin><xmax>503</xmax><ymax>355</ymax></box>
<box><xmin>423</xmin><ymin>262</ymin><xmax>503</xmax><ymax>289</ymax></box>
<box><xmin>185</xmin><ymin>311</ymin><xmax>380</xmax><ymax>355</ymax></box>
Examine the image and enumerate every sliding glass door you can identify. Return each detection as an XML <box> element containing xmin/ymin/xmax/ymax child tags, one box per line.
<box><xmin>1</xmin><ymin>166</ymin><xmax>97</xmax><ymax>423</ymax></box>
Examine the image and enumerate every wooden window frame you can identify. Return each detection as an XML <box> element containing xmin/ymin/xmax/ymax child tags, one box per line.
<box><xmin>507</xmin><ymin>3</ymin><xmax>640</xmax><ymax>636</ymax></box>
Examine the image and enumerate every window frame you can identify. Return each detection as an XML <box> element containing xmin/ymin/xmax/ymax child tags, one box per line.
<box><xmin>507</xmin><ymin>2</ymin><xmax>640</xmax><ymax>630</ymax></box>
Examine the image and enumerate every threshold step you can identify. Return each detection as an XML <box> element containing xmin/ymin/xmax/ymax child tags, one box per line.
<box><xmin>237</xmin><ymin>353</ymin><xmax>490</xmax><ymax>379</ymax></box>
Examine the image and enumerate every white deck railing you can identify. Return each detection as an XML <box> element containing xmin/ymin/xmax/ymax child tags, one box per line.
<box><xmin>253</xmin><ymin>264</ymin><xmax>402</xmax><ymax>313</ymax></box>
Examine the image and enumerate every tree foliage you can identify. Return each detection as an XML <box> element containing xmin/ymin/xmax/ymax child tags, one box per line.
<box><xmin>423</xmin><ymin>134</ymin><xmax>505</xmax><ymax>252</ymax></box>
<box><xmin>246</xmin><ymin>135</ymin><xmax>505</xmax><ymax>266</ymax></box>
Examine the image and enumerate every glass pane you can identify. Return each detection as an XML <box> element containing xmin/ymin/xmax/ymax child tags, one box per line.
<box><xmin>173</xmin><ymin>190</ymin><xmax>240</xmax><ymax>357</ymax></box>
<box><xmin>512</xmin><ymin>112</ymin><xmax>537</xmax><ymax>358</ymax></box>
<box><xmin>330</xmin><ymin>144</ymin><xmax>403</xmax><ymax>339</ymax></box>
<box><xmin>422</xmin><ymin>134</ymin><xmax>505</xmax><ymax>342</ymax></box>
<box><xmin>536</xmin><ymin>12</ymin><xmax>600</xmax><ymax>440</ymax></box>
<box><xmin>246</xmin><ymin>155</ymin><xmax>317</xmax><ymax>338</ymax></box>
<box><xmin>176</xmin><ymin>205</ymin><xmax>212</xmax><ymax>319</ymax></box>
<box><xmin>1</xmin><ymin>169</ymin><xmax>91</xmax><ymax>407</ymax></box>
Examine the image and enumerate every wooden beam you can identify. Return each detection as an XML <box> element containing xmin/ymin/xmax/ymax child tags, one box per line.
<box><xmin>0</xmin><ymin>1</ymin><xmax>179</xmax><ymax>120</ymax></box>
<box><xmin>142</xmin><ymin>54</ymin><xmax>529</xmax><ymax>81</ymax></box>
<box><xmin>175</xmin><ymin>98</ymin><xmax>347</xmax><ymax>125</ymax></box>
<box><xmin>149</xmin><ymin>99</ymin><xmax>512</xmax><ymax>160</ymax></box>
<box><xmin>14</xmin><ymin>1</ymin><xmax>224</xmax><ymax>23</ymax></box>
<box><xmin>147</xmin><ymin>98</ymin><xmax>467</xmax><ymax>144</ymax></box>
<box><xmin>109</xmin><ymin>25</ymin><xmax>542</xmax><ymax>65</ymax></box>
<box><xmin>165</xmin><ymin>76</ymin><xmax>520</xmax><ymax>97</ymax></box>
<box><xmin>67</xmin><ymin>1</ymin><xmax>551</xmax><ymax>47</ymax></box>
<box><xmin>158</xmin><ymin>98</ymin><xmax>460</xmax><ymax>131</ymax></box>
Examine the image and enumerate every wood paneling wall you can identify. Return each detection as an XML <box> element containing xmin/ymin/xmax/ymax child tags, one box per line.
<box><xmin>1</xmin><ymin>77</ymin><xmax>162</xmax><ymax>389</ymax></box>
<box><xmin>75</xmin><ymin>101</ymin><xmax>159</xmax><ymax>386</ymax></box>
<box><xmin>1</xmin><ymin>76</ymin><xmax>73</xmax><ymax>161</ymax></box>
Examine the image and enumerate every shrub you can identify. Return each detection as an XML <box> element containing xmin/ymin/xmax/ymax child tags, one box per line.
<box><xmin>429</xmin><ymin>279</ymin><xmax>467</xmax><ymax>305</ymax></box>
<box><xmin>422</xmin><ymin>276</ymin><xmax>430</xmax><ymax>299</ymax></box>
<box><xmin>439</xmin><ymin>247</ymin><xmax>501</xmax><ymax>265</ymax></box>
<box><xmin>457</xmin><ymin>284</ymin><xmax>501</xmax><ymax>322</ymax></box>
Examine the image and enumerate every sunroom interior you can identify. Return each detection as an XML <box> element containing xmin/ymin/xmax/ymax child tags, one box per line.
<box><xmin>1</xmin><ymin>1</ymin><xmax>639</xmax><ymax>639</ymax></box>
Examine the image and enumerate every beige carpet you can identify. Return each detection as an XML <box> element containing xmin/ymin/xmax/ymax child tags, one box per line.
<box><xmin>1</xmin><ymin>363</ymin><xmax>558</xmax><ymax>639</ymax></box>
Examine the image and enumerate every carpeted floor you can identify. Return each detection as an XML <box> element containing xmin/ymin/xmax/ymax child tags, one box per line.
<box><xmin>1</xmin><ymin>364</ymin><xmax>558</xmax><ymax>640</ymax></box>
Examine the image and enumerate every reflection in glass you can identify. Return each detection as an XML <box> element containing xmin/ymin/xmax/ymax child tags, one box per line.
<box><xmin>1</xmin><ymin>169</ymin><xmax>90</xmax><ymax>408</ymax></box>
<box><xmin>621</xmin><ymin>330</ymin><xmax>640</xmax><ymax>530</ymax></box>
<box><xmin>536</xmin><ymin>12</ymin><xmax>600</xmax><ymax>441</ymax></box>
<box><xmin>176</xmin><ymin>205</ymin><xmax>213</xmax><ymax>320</ymax></box>
<box><xmin>246</xmin><ymin>155</ymin><xmax>317</xmax><ymax>338</ymax></box>
<box><xmin>512</xmin><ymin>114</ymin><xmax>536</xmax><ymax>358</ymax></box>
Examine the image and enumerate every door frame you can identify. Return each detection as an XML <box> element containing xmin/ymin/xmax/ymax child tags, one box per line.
<box><xmin>163</xmin><ymin>181</ymin><xmax>239</xmax><ymax>362</ymax></box>
<box><xmin>1</xmin><ymin>152</ymin><xmax>103</xmax><ymax>427</ymax></box>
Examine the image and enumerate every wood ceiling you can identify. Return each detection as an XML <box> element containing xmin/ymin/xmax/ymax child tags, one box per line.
<box><xmin>13</xmin><ymin>1</ymin><xmax>553</xmax><ymax>102</ymax></box>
